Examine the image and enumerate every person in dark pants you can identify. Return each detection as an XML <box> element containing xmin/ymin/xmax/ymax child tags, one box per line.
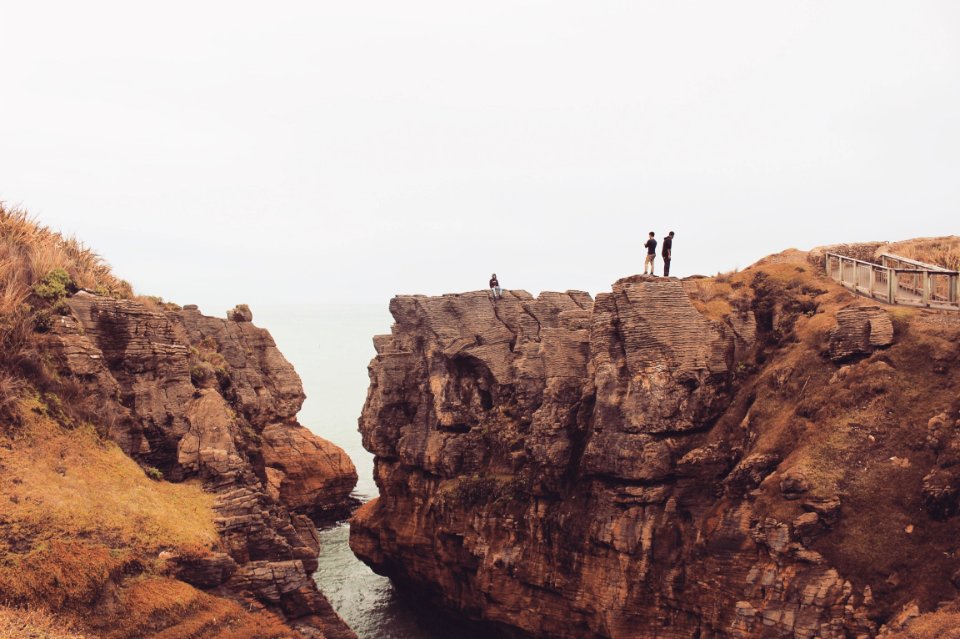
<box><xmin>489</xmin><ymin>273</ymin><xmax>503</xmax><ymax>301</ymax></box>
<box><xmin>662</xmin><ymin>231</ymin><xmax>675</xmax><ymax>276</ymax></box>
<box><xmin>643</xmin><ymin>232</ymin><xmax>657</xmax><ymax>275</ymax></box>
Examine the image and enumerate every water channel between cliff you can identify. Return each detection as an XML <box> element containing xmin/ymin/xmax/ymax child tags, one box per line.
<box><xmin>259</xmin><ymin>304</ymin><xmax>485</xmax><ymax>639</ymax></box>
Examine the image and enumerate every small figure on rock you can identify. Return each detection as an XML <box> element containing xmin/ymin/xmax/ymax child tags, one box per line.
<box><xmin>643</xmin><ymin>232</ymin><xmax>657</xmax><ymax>275</ymax></box>
<box><xmin>489</xmin><ymin>273</ymin><xmax>503</xmax><ymax>301</ymax></box>
<box><xmin>662</xmin><ymin>231</ymin><xmax>675</xmax><ymax>277</ymax></box>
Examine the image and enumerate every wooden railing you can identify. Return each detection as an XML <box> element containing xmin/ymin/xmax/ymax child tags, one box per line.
<box><xmin>825</xmin><ymin>252</ymin><xmax>960</xmax><ymax>310</ymax></box>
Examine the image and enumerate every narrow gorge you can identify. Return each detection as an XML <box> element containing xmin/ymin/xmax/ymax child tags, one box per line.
<box><xmin>351</xmin><ymin>245</ymin><xmax>960</xmax><ymax>639</ymax></box>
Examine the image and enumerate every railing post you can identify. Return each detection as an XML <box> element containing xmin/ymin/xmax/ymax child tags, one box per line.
<box><xmin>868</xmin><ymin>266</ymin><xmax>876</xmax><ymax>299</ymax></box>
<box><xmin>922</xmin><ymin>271</ymin><xmax>930</xmax><ymax>306</ymax></box>
<box><xmin>888</xmin><ymin>269</ymin><xmax>896</xmax><ymax>304</ymax></box>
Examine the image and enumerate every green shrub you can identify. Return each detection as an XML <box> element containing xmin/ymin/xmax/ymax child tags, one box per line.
<box><xmin>144</xmin><ymin>466</ymin><xmax>164</xmax><ymax>481</ymax></box>
<box><xmin>33</xmin><ymin>269</ymin><xmax>76</xmax><ymax>303</ymax></box>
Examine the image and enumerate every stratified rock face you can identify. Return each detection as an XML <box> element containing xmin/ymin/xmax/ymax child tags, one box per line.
<box><xmin>45</xmin><ymin>292</ymin><xmax>357</xmax><ymax>637</ymax></box>
<box><xmin>351</xmin><ymin>279</ymin><xmax>879</xmax><ymax>639</ymax></box>
<box><xmin>828</xmin><ymin>305</ymin><xmax>894</xmax><ymax>361</ymax></box>
<box><xmin>261</xmin><ymin>422</ymin><xmax>359</xmax><ymax>515</ymax></box>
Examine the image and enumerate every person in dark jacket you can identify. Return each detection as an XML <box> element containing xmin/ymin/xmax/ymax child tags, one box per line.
<box><xmin>489</xmin><ymin>273</ymin><xmax>503</xmax><ymax>301</ymax></box>
<box><xmin>643</xmin><ymin>232</ymin><xmax>657</xmax><ymax>275</ymax></box>
<box><xmin>662</xmin><ymin>231</ymin><xmax>675</xmax><ymax>276</ymax></box>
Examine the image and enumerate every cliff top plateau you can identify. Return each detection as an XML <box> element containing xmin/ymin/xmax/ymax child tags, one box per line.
<box><xmin>352</xmin><ymin>236</ymin><xmax>960</xmax><ymax>639</ymax></box>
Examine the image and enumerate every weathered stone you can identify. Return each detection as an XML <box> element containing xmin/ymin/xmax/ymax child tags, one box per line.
<box><xmin>43</xmin><ymin>292</ymin><xmax>357</xmax><ymax>638</ymax></box>
<box><xmin>828</xmin><ymin>305</ymin><xmax>894</xmax><ymax>361</ymax></box>
<box><xmin>793</xmin><ymin>511</ymin><xmax>821</xmax><ymax>542</ymax></box>
<box><xmin>227</xmin><ymin>303</ymin><xmax>253</xmax><ymax>322</ymax></box>
<box><xmin>171</xmin><ymin>551</ymin><xmax>238</xmax><ymax>588</ymax></box>
<box><xmin>780</xmin><ymin>468</ymin><xmax>812</xmax><ymax>500</ymax></box>
<box><xmin>351</xmin><ymin>280</ymin><xmax>876</xmax><ymax>639</ymax></box>
<box><xmin>803</xmin><ymin>496</ymin><xmax>842</xmax><ymax>527</ymax></box>
<box><xmin>261</xmin><ymin>422</ymin><xmax>358</xmax><ymax>519</ymax></box>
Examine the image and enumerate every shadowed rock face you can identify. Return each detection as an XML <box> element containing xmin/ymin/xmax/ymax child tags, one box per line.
<box><xmin>351</xmin><ymin>278</ymin><xmax>880</xmax><ymax>639</ymax></box>
<box><xmin>46</xmin><ymin>292</ymin><xmax>358</xmax><ymax>639</ymax></box>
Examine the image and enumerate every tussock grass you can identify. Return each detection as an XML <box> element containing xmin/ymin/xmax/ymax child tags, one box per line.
<box><xmin>889</xmin><ymin>612</ymin><xmax>960</xmax><ymax>639</ymax></box>
<box><xmin>96</xmin><ymin>577</ymin><xmax>304</xmax><ymax>639</ymax></box>
<box><xmin>0</xmin><ymin>203</ymin><xmax>131</xmax><ymax>317</ymax></box>
<box><xmin>0</xmin><ymin>605</ymin><xmax>89</xmax><ymax>639</ymax></box>
<box><xmin>883</xmin><ymin>236</ymin><xmax>960</xmax><ymax>271</ymax></box>
<box><xmin>0</xmin><ymin>402</ymin><xmax>217</xmax><ymax>560</ymax></box>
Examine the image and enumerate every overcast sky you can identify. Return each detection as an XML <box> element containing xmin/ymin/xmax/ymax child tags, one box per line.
<box><xmin>1</xmin><ymin>1</ymin><xmax>958</xmax><ymax>314</ymax></box>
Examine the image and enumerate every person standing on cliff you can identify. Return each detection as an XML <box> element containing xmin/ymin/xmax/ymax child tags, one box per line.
<box><xmin>489</xmin><ymin>273</ymin><xmax>503</xmax><ymax>301</ymax></box>
<box><xmin>662</xmin><ymin>231</ymin><xmax>675</xmax><ymax>277</ymax></box>
<box><xmin>643</xmin><ymin>232</ymin><xmax>657</xmax><ymax>275</ymax></box>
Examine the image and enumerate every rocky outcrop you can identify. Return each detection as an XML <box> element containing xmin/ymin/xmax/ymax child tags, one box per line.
<box><xmin>807</xmin><ymin>242</ymin><xmax>887</xmax><ymax>269</ymax></box>
<box><xmin>43</xmin><ymin>292</ymin><xmax>358</xmax><ymax>638</ymax></box>
<box><xmin>351</xmin><ymin>274</ymin><xmax>889</xmax><ymax>639</ymax></box>
<box><xmin>828</xmin><ymin>305</ymin><xmax>894</xmax><ymax>361</ymax></box>
<box><xmin>261</xmin><ymin>422</ymin><xmax>359</xmax><ymax>517</ymax></box>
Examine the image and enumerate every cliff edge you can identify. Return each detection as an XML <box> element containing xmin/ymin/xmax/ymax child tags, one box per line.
<box><xmin>351</xmin><ymin>244</ymin><xmax>960</xmax><ymax>638</ymax></box>
<box><xmin>0</xmin><ymin>207</ymin><xmax>358</xmax><ymax>639</ymax></box>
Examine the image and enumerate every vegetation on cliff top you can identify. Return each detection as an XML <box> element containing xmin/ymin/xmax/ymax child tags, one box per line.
<box><xmin>0</xmin><ymin>204</ymin><xmax>131</xmax><ymax>316</ymax></box>
<box><xmin>0</xmin><ymin>209</ymin><xmax>306</xmax><ymax>639</ymax></box>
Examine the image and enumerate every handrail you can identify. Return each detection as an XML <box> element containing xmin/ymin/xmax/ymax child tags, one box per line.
<box><xmin>825</xmin><ymin>252</ymin><xmax>959</xmax><ymax>310</ymax></box>
<box><xmin>880</xmin><ymin>252</ymin><xmax>956</xmax><ymax>273</ymax></box>
<box><xmin>825</xmin><ymin>252</ymin><xmax>958</xmax><ymax>274</ymax></box>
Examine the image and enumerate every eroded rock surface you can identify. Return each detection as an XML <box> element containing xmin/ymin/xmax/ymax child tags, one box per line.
<box><xmin>45</xmin><ymin>292</ymin><xmax>358</xmax><ymax>638</ymax></box>
<box><xmin>351</xmin><ymin>277</ymin><xmax>881</xmax><ymax>639</ymax></box>
<box><xmin>828</xmin><ymin>305</ymin><xmax>894</xmax><ymax>361</ymax></box>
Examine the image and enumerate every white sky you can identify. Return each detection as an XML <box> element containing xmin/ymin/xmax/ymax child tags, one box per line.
<box><xmin>1</xmin><ymin>1</ymin><xmax>958</xmax><ymax>313</ymax></box>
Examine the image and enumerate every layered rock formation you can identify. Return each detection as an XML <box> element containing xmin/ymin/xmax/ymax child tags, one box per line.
<box><xmin>45</xmin><ymin>293</ymin><xmax>358</xmax><ymax>638</ymax></box>
<box><xmin>352</xmin><ymin>255</ymin><xmax>960</xmax><ymax>639</ymax></box>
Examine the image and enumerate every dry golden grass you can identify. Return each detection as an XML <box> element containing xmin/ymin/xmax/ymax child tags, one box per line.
<box><xmin>90</xmin><ymin>577</ymin><xmax>303</xmax><ymax>639</ymax></box>
<box><xmin>698</xmin><ymin>249</ymin><xmax>960</xmax><ymax>620</ymax></box>
<box><xmin>0</xmin><ymin>605</ymin><xmax>90</xmax><ymax>639</ymax></box>
<box><xmin>0</xmin><ymin>204</ymin><xmax>130</xmax><ymax>316</ymax></box>
<box><xmin>0</xmin><ymin>402</ymin><xmax>249</xmax><ymax>635</ymax></box>
<box><xmin>684</xmin><ymin>278</ymin><xmax>736</xmax><ymax>321</ymax></box>
<box><xmin>882</xmin><ymin>236</ymin><xmax>960</xmax><ymax>271</ymax></box>
<box><xmin>886</xmin><ymin>609</ymin><xmax>960</xmax><ymax>639</ymax></box>
<box><xmin>0</xmin><ymin>402</ymin><xmax>217</xmax><ymax>559</ymax></box>
<box><xmin>0</xmin><ymin>541</ymin><xmax>126</xmax><ymax>612</ymax></box>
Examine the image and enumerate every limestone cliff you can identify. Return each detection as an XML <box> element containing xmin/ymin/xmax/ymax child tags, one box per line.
<box><xmin>40</xmin><ymin>294</ymin><xmax>358</xmax><ymax>638</ymax></box>
<box><xmin>352</xmin><ymin>249</ymin><xmax>960</xmax><ymax>638</ymax></box>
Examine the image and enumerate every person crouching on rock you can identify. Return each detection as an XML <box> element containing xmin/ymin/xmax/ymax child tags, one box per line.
<box><xmin>643</xmin><ymin>232</ymin><xmax>657</xmax><ymax>275</ymax></box>
<box><xmin>489</xmin><ymin>273</ymin><xmax>503</xmax><ymax>301</ymax></box>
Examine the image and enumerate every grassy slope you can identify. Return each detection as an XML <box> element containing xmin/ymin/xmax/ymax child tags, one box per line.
<box><xmin>0</xmin><ymin>206</ymin><xmax>304</xmax><ymax>638</ymax></box>
<box><xmin>687</xmin><ymin>244</ymin><xmax>960</xmax><ymax>636</ymax></box>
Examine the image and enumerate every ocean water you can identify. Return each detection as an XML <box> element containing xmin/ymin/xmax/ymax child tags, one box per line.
<box><xmin>255</xmin><ymin>304</ymin><xmax>455</xmax><ymax>639</ymax></box>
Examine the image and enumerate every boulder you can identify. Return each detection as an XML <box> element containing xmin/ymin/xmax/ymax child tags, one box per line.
<box><xmin>828</xmin><ymin>305</ymin><xmax>894</xmax><ymax>361</ymax></box>
<box><xmin>227</xmin><ymin>303</ymin><xmax>253</xmax><ymax>322</ymax></box>
<box><xmin>261</xmin><ymin>423</ymin><xmax>358</xmax><ymax>519</ymax></box>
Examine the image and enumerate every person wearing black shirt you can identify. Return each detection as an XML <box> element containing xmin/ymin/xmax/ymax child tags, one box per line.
<box><xmin>662</xmin><ymin>231</ymin><xmax>675</xmax><ymax>277</ymax></box>
<box><xmin>643</xmin><ymin>232</ymin><xmax>657</xmax><ymax>275</ymax></box>
<box><xmin>489</xmin><ymin>273</ymin><xmax>502</xmax><ymax>301</ymax></box>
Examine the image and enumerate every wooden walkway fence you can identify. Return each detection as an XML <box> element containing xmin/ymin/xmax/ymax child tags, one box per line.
<box><xmin>825</xmin><ymin>252</ymin><xmax>960</xmax><ymax>310</ymax></box>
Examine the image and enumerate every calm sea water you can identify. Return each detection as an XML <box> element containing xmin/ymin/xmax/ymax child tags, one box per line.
<box><xmin>255</xmin><ymin>304</ymin><xmax>451</xmax><ymax>639</ymax></box>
